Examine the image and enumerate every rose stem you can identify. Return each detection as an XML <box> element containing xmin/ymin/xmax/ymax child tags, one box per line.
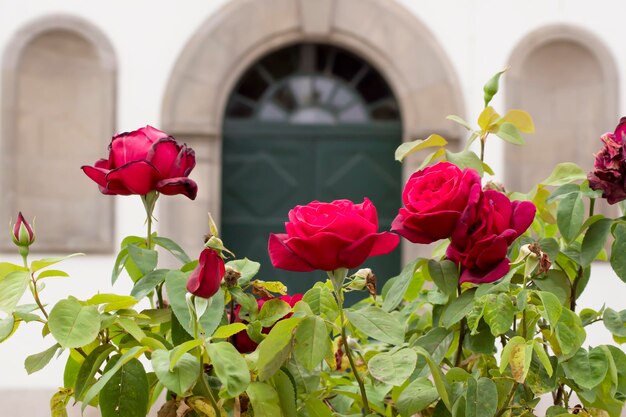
<box><xmin>193</xmin><ymin>300</ymin><xmax>221</xmax><ymax>412</ymax></box>
<box><xmin>142</xmin><ymin>193</ymin><xmax>164</xmax><ymax>308</ymax></box>
<box><xmin>454</xmin><ymin>282</ymin><xmax>466</xmax><ymax>367</ymax></box>
<box><xmin>328</xmin><ymin>269</ymin><xmax>370</xmax><ymax>416</ymax></box>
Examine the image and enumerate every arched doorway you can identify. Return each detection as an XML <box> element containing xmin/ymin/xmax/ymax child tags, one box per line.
<box><xmin>222</xmin><ymin>43</ymin><xmax>402</xmax><ymax>293</ymax></box>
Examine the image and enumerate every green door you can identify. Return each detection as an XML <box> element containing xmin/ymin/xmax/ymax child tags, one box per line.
<box><xmin>221</xmin><ymin>44</ymin><xmax>403</xmax><ymax>297</ymax></box>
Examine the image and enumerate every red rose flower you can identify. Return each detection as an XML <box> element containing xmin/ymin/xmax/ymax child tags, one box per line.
<box><xmin>233</xmin><ymin>294</ymin><xmax>303</xmax><ymax>353</ymax></box>
<box><xmin>186</xmin><ymin>248</ymin><xmax>225</xmax><ymax>298</ymax></box>
<box><xmin>12</xmin><ymin>212</ymin><xmax>35</xmax><ymax>247</ymax></box>
<box><xmin>447</xmin><ymin>190</ymin><xmax>536</xmax><ymax>284</ymax></box>
<box><xmin>82</xmin><ymin>125</ymin><xmax>197</xmax><ymax>199</ymax></box>
<box><xmin>392</xmin><ymin>162</ymin><xmax>482</xmax><ymax>243</ymax></box>
<box><xmin>588</xmin><ymin>117</ymin><xmax>626</xmax><ymax>204</ymax></box>
<box><xmin>268</xmin><ymin>198</ymin><xmax>399</xmax><ymax>272</ymax></box>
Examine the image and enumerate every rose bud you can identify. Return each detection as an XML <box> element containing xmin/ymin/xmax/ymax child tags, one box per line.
<box><xmin>12</xmin><ymin>212</ymin><xmax>35</xmax><ymax>247</ymax></box>
<box><xmin>186</xmin><ymin>248</ymin><xmax>225</xmax><ymax>298</ymax></box>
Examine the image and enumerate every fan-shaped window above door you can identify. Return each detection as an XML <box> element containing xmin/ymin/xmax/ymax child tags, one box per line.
<box><xmin>222</xmin><ymin>44</ymin><xmax>402</xmax><ymax>297</ymax></box>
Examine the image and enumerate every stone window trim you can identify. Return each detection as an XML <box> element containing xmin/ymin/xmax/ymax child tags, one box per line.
<box><xmin>1</xmin><ymin>14</ymin><xmax>117</xmax><ymax>254</ymax></box>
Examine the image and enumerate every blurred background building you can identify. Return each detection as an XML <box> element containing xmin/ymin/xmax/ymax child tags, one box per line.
<box><xmin>0</xmin><ymin>0</ymin><xmax>625</xmax><ymax>415</ymax></box>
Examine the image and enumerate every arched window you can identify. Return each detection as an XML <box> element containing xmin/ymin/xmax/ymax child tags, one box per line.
<box><xmin>506</xmin><ymin>28</ymin><xmax>618</xmax><ymax>200</ymax></box>
<box><xmin>1</xmin><ymin>19</ymin><xmax>116</xmax><ymax>252</ymax></box>
<box><xmin>222</xmin><ymin>44</ymin><xmax>402</xmax><ymax>293</ymax></box>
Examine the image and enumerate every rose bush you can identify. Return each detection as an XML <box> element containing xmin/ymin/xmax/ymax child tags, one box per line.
<box><xmin>81</xmin><ymin>125</ymin><xmax>197</xmax><ymax>199</ymax></box>
<box><xmin>588</xmin><ymin>117</ymin><xmax>626</xmax><ymax>204</ymax></box>
<box><xmin>268</xmin><ymin>198</ymin><xmax>399</xmax><ymax>271</ymax></box>
<box><xmin>392</xmin><ymin>161</ymin><xmax>482</xmax><ymax>243</ymax></box>
<box><xmin>2</xmin><ymin>71</ymin><xmax>626</xmax><ymax>417</ymax></box>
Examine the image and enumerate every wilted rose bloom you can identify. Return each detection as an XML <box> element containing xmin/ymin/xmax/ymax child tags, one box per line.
<box><xmin>588</xmin><ymin>118</ymin><xmax>626</xmax><ymax>204</ymax></box>
<box><xmin>392</xmin><ymin>162</ymin><xmax>482</xmax><ymax>244</ymax></box>
<box><xmin>82</xmin><ymin>126</ymin><xmax>197</xmax><ymax>199</ymax></box>
<box><xmin>268</xmin><ymin>198</ymin><xmax>399</xmax><ymax>272</ymax></box>
<box><xmin>186</xmin><ymin>248</ymin><xmax>225</xmax><ymax>298</ymax></box>
<box><xmin>233</xmin><ymin>294</ymin><xmax>303</xmax><ymax>353</ymax></box>
<box><xmin>447</xmin><ymin>190</ymin><xmax>536</xmax><ymax>284</ymax></box>
<box><xmin>12</xmin><ymin>212</ymin><xmax>35</xmax><ymax>247</ymax></box>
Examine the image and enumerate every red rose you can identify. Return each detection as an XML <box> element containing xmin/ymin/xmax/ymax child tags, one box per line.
<box><xmin>447</xmin><ymin>190</ymin><xmax>536</xmax><ymax>284</ymax></box>
<box><xmin>12</xmin><ymin>212</ymin><xmax>35</xmax><ymax>247</ymax></box>
<box><xmin>186</xmin><ymin>248</ymin><xmax>225</xmax><ymax>298</ymax></box>
<box><xmin>82</xmin><ymin>125</ymin><xmax>197</xmax><ymax>199</ymax></box>
<box><xmin>268</xmin><ymin>198</ymin><xmax>399</xmax><ymax>272</ymax></box>
<box><xmin>588</xmin><ymin>117</ymin><xmax>626</xmax><ymax>204</ymax></box>
<box><xmin>392</xmin><ymin>162</ymin><xmax>482</xmax><ymax>243</ymax></box>
<box><xmin>233</xmin><ymin>294</ymin><xmax>303</xmax><ymax>353</ymax></box>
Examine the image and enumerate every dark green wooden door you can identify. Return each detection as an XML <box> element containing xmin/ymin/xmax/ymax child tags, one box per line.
<box><xmin>221</xmin><ymin>44</ymin><xmax>403</xmax><ymax>298</ymax></box>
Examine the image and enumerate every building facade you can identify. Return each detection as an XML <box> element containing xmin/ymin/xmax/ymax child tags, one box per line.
<box><xmin>1</xmin><ymin>1</ymin><xmax>625</xmax><ymax>415</ymax></box>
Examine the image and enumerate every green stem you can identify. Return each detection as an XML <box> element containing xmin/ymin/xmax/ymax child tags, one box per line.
<box><xmin>480</xmin><ymin>136</ymin><xmax>486</xmax><ymax>162</ymax></box>
<box><xmin>191</xmin><ymin>296</ymin><xmax>220</xmax><ymax>413</ymax></box>
<box><xmin>329</xmin><ymin>270</ymin><xmax>370</xmax><ymax>416</ymax></box>
<box><xmin>454</xmin><ymin>283</ymin><xmax>466</xmax><ymax>367</ymax></box>
<box><xmin>570</xmin><ymin>197</ymin><xmax>595</xmax><ymax>313</ymax></box>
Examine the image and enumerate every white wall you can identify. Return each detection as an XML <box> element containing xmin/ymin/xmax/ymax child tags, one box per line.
<box><xmin>0</xmin><ymin>0</ymin><xmax>624</xmax><ymax>407</ymax></box>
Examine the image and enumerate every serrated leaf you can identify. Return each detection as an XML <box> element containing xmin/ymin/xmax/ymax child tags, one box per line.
<box><xmin>444</xmin><ymin>149</ymin><xmax>484</xmax><ymax>175</ymax></box>
<box><xmin>382</xmin><ymin>258</ymin><xmax>423</xmax><ymax>312</ymax></box>
<box><xmin>48</xmin><ymin>299</ymin><xmax>100</xmax><ymax>348</ymax></box>
<box><xmin>483</xmin><ymin>293</ymin><xmax>514</xmax><ymax>336</ymax></box>
<box><xmin>345</xmin><ymin>306</ymin><xmax>404</xmax><ymax>345</ymax></box>
<box><xmin>537</xmin><ymin>291</ymin><xmax>562</xmax><ymax>330</ymax></box>
<box><xmin>99</xmin><ymin>355</ymin><xmax>149</xmax><ymax>417</ymax></box>
<box><xmin>603</xmin><ymin>308</ymin><xmax>626</xmax><ymax>337</ymax></box>
<box><xmin>294</xmin><ymin>316</ymin><xmax>329</xmax><ymax>371</ymax></box>
<box><xmin>440</xmin><ymin>289</ymin><xmax>475</xmax><ymax>328</ymax></box>
<box><xmin>466</xmin><ymin>377</ymin><xmax>498</xmax><ymax>417</ymax></box>
<box><xmin>496</xmin><ymin>122</ymin><xmax>525</xmax><ymax>145</ymax></box>
<box><xmin>562</xmin><ymin>347</ymin><xmax>608</xmax><ymax>390</ymax></box>
<box><xmin>0</xmin><ymin>270</ymin><xmax>30</xmax><ymax>314</ymax></box>
<box><xmin>130</xmin><ymin>269</ymin><xmax>168</xmax><ymax>300</ymax></box>
<box><xmin>126</xmin><ymin>244</ymin><xmax>158</xmax><ymax>276</ymax></box>
<box><xmin>581</xmin><ymin>218</ymin><xmax>612</xmax><ymax>266</ymax></box>
<box><xmin>257</xmin><ymin>317</ymin><xmax>302</xmax><ymax>381</ymax></box>
<box><xmin>25</xmin><ymin>343</ymin><xmax>60</xmax><ymax>374</ymax></box>
<box><xmin>541</xmin><ymin>162</ymin><xmax>587</xmax><ymax>186</ymax></box>
<box><xmin>397</xmin><ymin>377</ymin><xmax>438</xmax><ymax>416</ymax></box>
<box><xmin>303</xmin><ymin>284</ymin><xmax>338</xmax><ymax>322</ymax></box>
<box><xmin>31</xmin><ymin>253</ymin><xmax>83</xmax><ymax>273</ymax></box>
<box><xmin>368</xmin><ymin>348</ymin><xmax>417</xmax><ymax>386</ymax></box>
<box><xmin>247</xmin><ymin>382</ymin><xmax>282</xmax><ymax>417</ymax></box>
<box><xmin>269</xmin><ymin>369</ymin><xmax>297</xmax><ymax>417</ymax></box>
<box><xmin>151</xmin><ymin>349</ymin><xmax>199</xmax><ymax>396</ymax></box>
<box><xmin>532</xmin><ymin>339</ymin><xmax>553</xmax><ymax>377</ymax></box>
<box><xmin>153</xmin><ymin>236</ymin><xmax>191</xmax><ymax>264</ymax></box>
<box><xmin>427</xmin><ymin>259</ymin><xmax>459</xmax><ymax>298</ymax></box>
<box><xmin>225</xmin><ymin>258</ymin><xmax>260</xmax><ymax>286</ymax></box>
<box><xmin>557</xmin><ymin>192</ymin><xmax>584</xmax><ymax>242</ymax></box>
<box><xmin>395</xmin><ymin>134</ymin><xmax>448</xmax><ymax>161</ymax></box>
<box><xmin>554</xmin><ymin>309</ymin><xmax>586</xmax><ymax>360</ymax></box>
<box><xmin>212</xmin><ymin>323</ymin><xmax>247</xmax><ymax>339</ymax></box>
<box><xmin>207</xmin><ymin>342</ymin><xmax>250</xmax><ymax>398</ymax></box>
<box><xmin>257</xmin><ymin>299</ymin><xmax>290</xmax><ymax>327</ymax></box>
<box><xmin>74</xmin><ymin>344</ymin><xmax>116</xmax><ymax>401</ymax></box>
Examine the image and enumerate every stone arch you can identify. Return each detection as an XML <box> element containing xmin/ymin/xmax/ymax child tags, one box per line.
<box><xmin>161</xmin><ymin>0</ymin><xmax>465</xmax><ymax>257</ymax></box>
<box><xmin>505</xmin><ymin>25</ymin><xmax>619</xmax><ymax>195</ymax></box>
<box><xmin>1</xmin><ymin>15</ymin><xmax>117</xmax><ymax>252</ymax></box>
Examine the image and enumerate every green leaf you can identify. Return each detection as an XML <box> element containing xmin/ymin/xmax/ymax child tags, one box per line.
<box><xmin>500</xmin><ymin>109</ymin><xmax>534</xmax><ymax>133</ymax></box>
<box><xmin>151</xmin><ymin>349</ymin><xmax>199</xmax><ymax>396</ymax></box>
<box><xmin>611</xmin><ymin>223</ymin><xmax>626</xmax><ymax>284</ymax></box>
<box><xmin>305</xmin><ymin>397</ymin><xmax>333</xmax><ymax>417</ymax></box>
<box><xmin>554</xmin><ymin>309</ymin><xmax>586</xmax><ymax>360</ymax></box>
<box><xmin>413</xmin><ymin>327</ymin><xmax>454</xmax><ymax>375</ymax></box>
<box><xmin>74</xmin><ymin>344</ymin><xmax>116</xmax><ymax>401</ymax></box>
<box><xmin>0</xmin><ymin>314</ymin><xmax>17</xmax><ymax>343</ymax></box>
<box><xmin>257</xmin><ymin>299</ymin><xmax>290</xmax><ymax>327</ymax></box>
<box><xmin>446</xmin><ymin>114</ymin><xmax>473</xmax><ymax>131</ymax></box>
<box><xmin>126</xmin><ymin>244</ymin><xmax>158</xmax><ymax>276</ymax></box>
<box><xmin>466</xmin><ymin>377</ymin><xmax>498</xmax><ymax>417</ymax></box>
<box><xmin>111</xmin><ymin>248</ymin><xmax>129</xmax><ymax>285</ymax></box>
<box><xmin>269</xmin><ymin>369</ymin><xmax>297</xmax><ymax>417</ymax></box>
<box><xmin>25</xmin><ymin>343</ymin><xmax>61</xmax><ymax>374</ymax></box>
<box><xmin>382</xmin><ymin>258</ymin><xmax>422</xmax><ymax>312</ymax></box>
<box><xmin>31</xmin><ymin>253</ymin><xmax>83</xmax><ymax>273</ymax></box>
<box><xmin>532</xmin><ymin>339</ymin><xmax>553</xmax><ymax>377</ymax></box>
<box><xmin>130</xmin><ymin>269</ymin><xmax>168</xmax><ymax>300</ymax></box>
<box><xmin>87</xmin><ymin>294</ymin><xmax>138</xmax><ymax>312</ymax></box>
<box><xmin>169</xmin><ymin>340</ymin><xmax>203</xmax><ymax>371</ymax></box>
<box><xmin>165</xmin><ymin>270</ymin><xmax>224</xmax><ymax>337</ymax></box>
<box><xmin>99</xmin><ymin>355</ymin><xmax>149</xmax><ymax>417</ymax></box>
<box><xmin>413</xmin><ymin>346</ymin><xmax>452</xmax><ymax>410</ymax></box>
<box><xmin>397</xmin><ymin>377</ymin><xmax>438</xmax><ymax>416</ymax></box>
<box><xmin>294</xmin><ymin>316</ymin><xmax>330</xmax><ymax>371</ymax></box>
<box><xmin>247</xmin><ymin>381</ymin><xmax>283</xmax><ymax>417</ymax></box>
<box><xmin>603</xmin><ymin>308</ymin><xmax>626</xmax><ymax>337</ymax></box>
<box><xmin>537</xmin><ymin>291</ymin><xmax>563</xmax><ymax>330</ymax></box>
<box><xmin>50</xmin><ymin>388</ymin><xmax>72</xmax><ymax>417</ymax></box>
<box><xmin>81</xmin><ymin>346</ymin><xmax>149</xmax><ymax>412</ymax></box>
<box><xmin>562</xmin><ymin>347</ymin><xmax>608</xmax><ymax>390</ymax></box>
<box><xmin>581</xmin><ymin>218</ymin><xmax>613</xmax><ymax>266</ymax></box>
<box><xmin>428</xmin><ymin>259</ymin><xmax>459</xmax><ymax>298</ymax></box>
<box><xmin>153</xmin><ymin>236</ymin><xmax>191</xmax><ymax>264</ymax></box>
<box><xmin>395</xmin><ymin>134</ymin><xmax>448</xmax><ymax>162</ymax></box>
<box><xmin>257</xmin><ymin>317</ymin><xmax>302</xmax><ymax>381</ymax></box>
<box><xmin>533</xmin><ymin>270</ymin><xmax>570</xmax><ymax>305</ymax></box>
<box><xmin>345</xmin><ymin>306</ymin><xmax>404</xmax><ymax>345</ymax></box>
<box><xmin>226</xmin><ymin>258</ymin><xmax>260</xmax><ymax>287</ymax></box>
<box><xmin>48</xmin><ymin>299</ymin><xmax>100</xmax><ymax>348</ymax></box>
<box><xmin>368</xmin><ymin>348</ymin><xmax>417</xmax><ymax>386</ymax></box>
<box><xmin>37</xmin><ymin>270</ymin><xmax>70</xmax><ymax>279</ymax></box>
<box><xmin>541</xmin><ymin>162</ymin><xmax>587</xmax><ymax>186</ymax></box>
<box><xmin>483</xmin><ymin>293</ymin><xmax>514</xmax><ymax>336</ymax></box>
<box><xmin>303</xmin><ymin>284</ymin><xmax>338</xmax><ymax>322</ymax></box>
<box><xmin>440</xmin><ymin>289</ymin><xmax>475</xmax><ymax>328</ymax></box>
<box><xmin>500</xmin><ymin>336</ymin><xmax>532</xmax><ymax>383</ymax></box>
<box><xmin>496</xmin><ymin>122</ymin><xmax>524</xmax><ymax>145</ymax></box>
<box><xmin>445</xmin><ymin>149</ymin><xmax>484</xmax><ymax>175</ymax></box>
<box><xmin>557</xmin><ymin>192</ymin><xmax>584</xmax><ymax>242</ymax></box>
<box><xmin>211</xmin><ymin>323</ymin><xmax>247</xmax><ymax>339</ymax></box>
<box><xmin>207</xmin><ymin>341</ymin><xmax>250</xmax><ymax>398</ymax></box>
<box><xmin>0</xmin><ymin>270</ymin><xmax>30</xmax><ymax>314</ymax></box>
